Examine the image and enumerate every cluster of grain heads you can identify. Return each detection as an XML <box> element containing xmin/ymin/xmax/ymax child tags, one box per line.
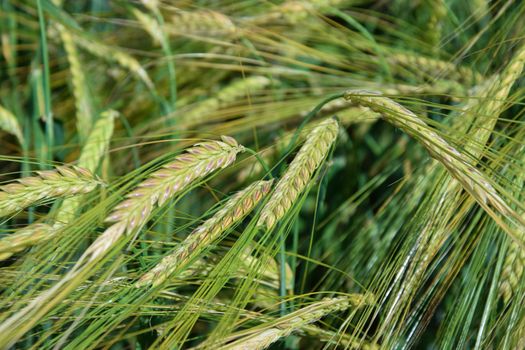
<box><xmin>210</xmin><ymin>294</ymin><xmax>373</xmax><ymax>350</ymax></box>
<box><xmin>0</xmin><ymin>103</ymin><xmax>24</xmax><ymax>145</ymax></box>
<box><xmin>0</xmin><ymin>137</ymin><xmax>245</xmax><ymax>349</ymax></box>
<box><xmin>343</xmin><ymin>90</ymin><xmax>525</xmax><ymax>243</ymax></box>
<box><xmin>399</xmin><ymin>41</ymin><xmax>525</xmax><ymax>306</ymax></box>
<box><xmin>257</xmin><ymin>118</ymin><xmax>339</xmax><ymax>230</ymax></box>
<box><xmin>82</xmin><ymin>136</ymin><xmax>245</xmax><ymax>264</ymax></box>
<box><xmin>0</xmin><ymin>223</ymin><xmax>54</xmax><ymax>260</ymax></box>
<box><xmin>0</xmin><ymin>166</ymin><xmax>102</xmax><ymax>218</ymax></box>
<box><xmin>136</xmin><ymin>179</ymin><xmax>273</xmax><ymax>287</ymax></box>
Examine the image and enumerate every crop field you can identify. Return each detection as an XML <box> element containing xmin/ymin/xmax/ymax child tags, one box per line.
<box><xmin>0</xmin><ymin>1</ymin><xmax>524</xmax><ymax>349</ymax></box>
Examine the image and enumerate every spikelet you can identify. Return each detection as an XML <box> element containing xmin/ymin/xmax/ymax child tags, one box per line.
<box><xmin>0</xmin><ymin>166</ymin><xmax>101</xmax><ymax>218</ymax></box>
<box><xmin>257</xmin><ymin>118</ymin><xmax>339</xmax><ymax>230</ymax></box>
<box><xmin>56</xmin><ymin>110</ymin><xmax>117</xmax><ymax>224</ymax></box>
<box><xmin>81</xmin><ymin>136</ymin><xmax>245</xmax><ymax>263</ymax></box>
<box><xmin>168</xmin><ymin>10</ymin><xmax>236</xmax><ymax>36</ymax></box>
<box><xmin>343</xmin><ymin>90</ymin><xmax>525</xmax><ymax>239</ymax></box>
<box><xmin>74</xmin><ymin>35</ymin><xmax>154</xmax><ymax>89</ymax></box>
<box><xmin>389</xmin><ymin>53</ymin><xmax>483</xmax><ymax>84</ymax></box>
<box><xmin>181</xmin><ymin>76</ymin><xmax>271</xmax><ymax>125</ymax></box>
<box><xmin>0</xmin><ymin>224</ymin><xmax>54</xmax><ymax>261</ymax></box>
<box><xmin>57</xmin><ymin>24</ymin><xmax>93</xmax><ymax>142</ymax></box>
<box><xmin>137</xmin><ymin>179</ymin><xmax>273</xmax><ymax>287</ymax></box>
<box><xmin>215</xmin><ymin>295</ymin><xmax>372</xmax><ymax>350</ymax></box>
<box><xmin>0</xmin><ymin>104</ymin><xmax>24</xmax><ymax>145</ymax></box>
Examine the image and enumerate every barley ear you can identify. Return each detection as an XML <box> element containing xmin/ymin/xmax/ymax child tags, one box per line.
<box><xmin>343</xmin><ymin>90</ymin><xmax>525</xmax><ymax>243</ymax></box>
<box><xmin>0</xmin><ymin>166</ymin><xmax>102</xmax><ymax>218</ymax></box>
<box><xmin>0</xmin><ymin>103</ymin><xmax>24</xmax><ymax>145</ymax></box>
<box><xmin>57</xmin><ymin>23</ymin><xmax>93</xmax><ymax>142</ymax></box>
<box><xmin>0</xmin><ymin>223</ymin><xmax>54</xmax><ymax>261</ymax></box>
<box><xmin>56</xmin><ymin>110</ymin><xmax>117</xmax><ymax>224</ymax></box>
<box><xmin>257</xmin><ymin>118</ymin><xmax>339</xmax><ymax>230</ymax></box>
<box><xmin>81</xmin><ymin>136</ymin><xmax>245</xmax><ymax>264</ymax></box>
<box><xmin>137</xmin><ymin>179</ymin><xmax>273</xmax><ymax>287</ymax></box>
<box><xmin>216</xmin><ymin>295</ymin><xmax>373</xmax><ymax>350</ymax></box>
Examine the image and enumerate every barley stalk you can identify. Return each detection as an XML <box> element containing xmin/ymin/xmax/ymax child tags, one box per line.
<box><xmin>0</xmin><ymin>103</ymin><xmax>24</xmax><ymax>145</ymax></box>
<box><xmin>0</xmin><ymin>166</ymin><xmax>101</xmax><ymax>218</ymax></box>
<box><xmin>257</xmin><ymin>118</ymin><xmax>339</xmax><ymax>230</ymax></box>
<box><xmin>214</xmin><ymin>295</ymin><xmax>372</xmax><ymax>350</ymax></box>
<box><xmin>0</xmin><ymin>224</ymin><xmax>54</xmax><ymax>260</ymax></box>
<box><xmin>81</xmin><ymin>136</ymin><xmax>245</xmax><ymax>264</ymax></box>
<box><xmin>57</xmin><ymin>23</ymin><xmax>93</xmax><ymax>142</ymax></box>
<box><xmin>136</xmin><ymin>179</ymin><xmax>273</xmax><ymax>287</ymax></box>
<box><xmin>343</xmin><ymin>90</ymin><xmax>525</xmax><ymax>241</ymax></box>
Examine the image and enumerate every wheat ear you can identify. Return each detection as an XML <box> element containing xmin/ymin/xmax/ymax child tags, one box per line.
<box><xmin>57</xmin><ymin>23</ymin><xmax>93</xmax><ymax>142</ymax></box>
<box><xmin>215</xmin><ymin>295</ymin><xmax>372</xmax><ymax>350</ymax></box>
<box><xmin>0</xmin><ymin>103</ymin><xmax>24</xmax><ymax>145</ymax></box>
<box><xmin>0</xmin><ymin>166</ymin><xmax>101</xmax><ymax>218</ymax></box>
<box><xmin>137</xmin><ymin>179</ymin><xmax>273</xmax><ymax>287</ymax></box>
<box><xmin>343</xmin><ymin>90</ymin><xmax>525</xmax><ymax>240</ymax></box>
<box><xmin>81</xmin><ymin>136</ymin><xmax>245</xmax><ymax>264</ymax></box>
<box><xmin>0</xmin><ymin>224</ymin><xmax>54</xmax><ymax>260</ymax></box>
<box><xmin>257</xmin><ymin>118</ymin><xmax>339</xmax><ymax>230</ymax></box>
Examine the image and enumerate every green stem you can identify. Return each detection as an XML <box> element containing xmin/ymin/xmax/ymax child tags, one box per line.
<box><xmin>37</xmin><ymin>0</ymin><xmax>53</xmax><ymax>167</ymax></box>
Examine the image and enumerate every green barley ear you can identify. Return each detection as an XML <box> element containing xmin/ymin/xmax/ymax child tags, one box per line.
<box><xmin>0</xmin><ymin>224</ymin><xmax>53</xmax><ymax>261</ymax></box>
<box><xmin>257</xmin><ymin>118</ymin><xmax>339</xmax><ymax>230</ymax></box>
<box><xmin>132</xmin><ymin>8</ymin><xmax>164</xmax><ymax>45</ymax></box>
<box><xmin>0</xmin><ymin>103</ymin><xmax>24</xmax><ymax>145</ymax></box>
<box><xmin>82</xmin><ymin>136</ymin><xmax>245</xmax><ymax>264</ymax></box>
<box><xmin>136</xmin><ymin>179</ymin><xmax>273</xmax><ymax>287</ymax></box>
<box><xmin>0</xmin><ymin>166</ymin><xmax>102</xmax><ymax>218</ymax></box>
<box><xmin>343</xmin><ymin>90</ymin><xmax>525</xmax><ymax>242</ymax></box>
<box><xmin>74</xmin><ymin>34</ymin><xmax>154</xmax><ymax>90</ymax></box>
<box><xmin>181</xmin><ymin>76</ymin><xmax>271</xmax><ymax>125</ymax></box>
<box><xmin>168</xmin><ymin>10</ymin><xmax>236</xmax><ymax>36</ymax></box>
<box><xmin>57</xmin><ymin>23</ymin><xmax>93</xmax><ymax>142</ymax></box>
<box><xmin>211</xmin><ymin>295</ymin><xmax>373</xmax><ymax>350</ymax></box>
<box><xmin>56</xmin><ymin>110</ymin><xmax>117</xmax><ymax>224</ymax></box>
<box><xmin>389</xmin><ymin>52</ymin><xmax>483</xmax><ymax>84</ymax></box>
